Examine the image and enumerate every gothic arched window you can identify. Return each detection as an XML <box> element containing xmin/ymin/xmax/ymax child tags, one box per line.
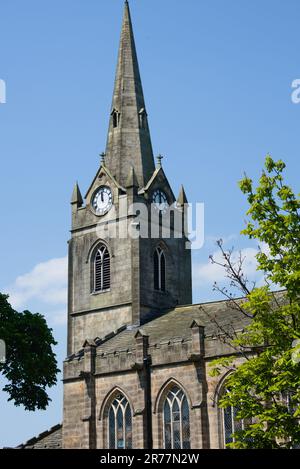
<box><xmin>163</xmin><ymin>385</ymin><xmax>190</xmax><ymax>449</ymax></box>
<box><xmin>222</xmin><ymin>403</ymin><xmax>244</xmax><ymax>446</ymax></box>
<box><xmin>93</xmin><ymin>244</ymin><xmax>110</xmax><ymax>292</ymax></box>
<box><xmin>108</xmin><ymin>394</ymin><xmax>132</xmax><ymax>449</ymax></box>
<box><xmin>220</xmin><ymin>388</ymin><xmax>251</xmax><ymax>447</ymax></box>
<box><xmin>154</xmin><ymin>247</ymin><xmax>166</xmax><ymax>292</ymax></box>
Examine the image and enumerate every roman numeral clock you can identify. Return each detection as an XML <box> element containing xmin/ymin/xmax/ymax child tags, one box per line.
<box><xmin>92</xmin><ymin>186</ymin><xmax>113</xmax><ymax>216</ymax></box>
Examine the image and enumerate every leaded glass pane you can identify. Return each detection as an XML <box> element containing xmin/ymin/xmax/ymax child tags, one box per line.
<box><xmin>125</xmin><ymin>404</ymin><xmax>132</xmax><ymax>449</ymax></box>
<box><xmin>107</xmin><ymin>394</ymin><xmax>132</xmax><ymax>449</ymax></box>
<box><xmin>164</xmin><ymin>400</ymin><xmax>172</xmax><ymax>449</ymax></box>
<box><xmin>163</xmin><ymin>386</ymin><xmax>191</xmax><ymax>450</ymax></box>
<box><xmin>164</xmin><ymin>400</ymin><xmax>171</xmax><ymax>424</ymax></box>
<box><xmin>221</xmin><ymin>388</ymin><xmax>254</xmax><ymax>448</ymax></box>
<box><xmin>173</xmin><ymin>422</ymin><xmax>181</xmax><ymax>449</ymax></box>
<box><xmin>109</xmin><ymin>407</ymin><xmax>115</xmax><ymax>449</ymax></box>
<box><xmin>173</xmin><ymin>399</ymin><xmax>180</xmax><ymax>422</ymax></box>
<box><xmin>182</xmin><ymin>397</ymin><xmax>191</xmax><ymax>449</ymax></box>
<box><xmin>223</xmin><ymin>406</ymin><xmax>233</xmax><ymax>445</ymax></box>
<box><xmin>233</xmin><ymin>406</ymin><xmax>243</xmax><ymax>433</ymax></box>
<box><xmin>164</xmin><ymin>425</ymin><xmax>172</xmax><ymax>449</ymax></box>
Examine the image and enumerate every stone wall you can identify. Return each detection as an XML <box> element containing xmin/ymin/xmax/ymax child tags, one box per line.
<box><xmin>62</xmin><ymin>325</ymin><xmax>243</xmax><ymax>449</ymax></box>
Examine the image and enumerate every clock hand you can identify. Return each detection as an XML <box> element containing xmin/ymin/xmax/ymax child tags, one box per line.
<box><xmin>101</xmin><ymin>192</ymin><xmax>104</xmax><ymax>203</ymax></box>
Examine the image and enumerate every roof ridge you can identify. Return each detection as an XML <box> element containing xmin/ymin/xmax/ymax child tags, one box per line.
<box><xmin>172</xmin><ymin>289</ymin><xmax>286</xmax><ymax>310</ymax></box>
<box><xmin>17</xmin><ymin>424</ymin><xmax>62</xmax><ymax>448</ymax></box>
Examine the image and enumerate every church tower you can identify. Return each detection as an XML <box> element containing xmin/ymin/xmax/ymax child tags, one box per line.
<box><xmin>20</xmin><ymin>2</ymin><xmax>256</xmax><ymax>451</ymax></box>
<box><xmin>67</xmin><ymin>1</ymin><xmax>192</xmax><ymax>355</ymax></box>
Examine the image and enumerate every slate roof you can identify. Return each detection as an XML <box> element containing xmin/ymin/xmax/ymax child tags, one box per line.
<box><xmin>81</xmin><ymin>292</ymin><xmax>285</xmax><ymax>358</ymax></box>
<box><xmin>92</xmin><ymin>297</ymin><xmax>251</xmax><ymax>356</ymax></box>
<box><xmin>64</xmin><ymin>298</ymin><xmax>251</xmax><ymax>361</ymax></box>
<box><xmin>16</xmin><ymin>424</ymin><xmax>62</xmax><ymax>449</ymax></box>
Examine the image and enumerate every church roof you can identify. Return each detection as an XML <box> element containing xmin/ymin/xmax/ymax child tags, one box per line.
<box><xmin>16</xmin><ymin>424</ymin><xmax>62</xmax><ymax>449</ymax></box>
<box><xmin>90</xmin><ymin>291</ymin><xmax>285</xmax><ymax>358</ymax></box>
<box><xmin>79</xmin><ymin>297</ymin><xmax>252</xmax><ymax>358</ymax></box>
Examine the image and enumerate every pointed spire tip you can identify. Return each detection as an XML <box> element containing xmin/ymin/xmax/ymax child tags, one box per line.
<box><xmin>71</xmin><ymin>181</ymin><xmax>83</xmax><ymax>207</ymax></box>
<box><xmin>177</xmin><ymin>185</ymin><xmax>188</xmax><ymax>206</ymax></box>
<box><xmin>104</xmin><ymin>0</ymin><xmax>155</xmax><ymax>188</ymax></box>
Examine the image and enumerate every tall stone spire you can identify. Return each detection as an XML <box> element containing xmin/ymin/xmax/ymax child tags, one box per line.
<box><xmin>104</xmin><ymin>1</ymin><xmax>155</xmax><ymax>189</ymax></box>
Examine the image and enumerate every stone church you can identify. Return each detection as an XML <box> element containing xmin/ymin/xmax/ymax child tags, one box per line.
<box><xmin>19</xmin><ymin>1</ymin><xmax>249</xmax><ymax>450</ymax></box>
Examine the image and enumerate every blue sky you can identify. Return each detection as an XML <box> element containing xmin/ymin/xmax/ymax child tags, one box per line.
<box><xmin>0</xmin><ymin>0</ymin><xmax>299</xmax><ymax>447</ymax></box>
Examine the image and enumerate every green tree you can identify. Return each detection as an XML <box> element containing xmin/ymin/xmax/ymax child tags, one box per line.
<box><xmin>210</xmin><ymin>156</ymin><xmax>300</xmax><ymax>448</ymax></box>
<box><xmin>0</xmin><ymin>293</ymin><xmax>59</xmax><ymax>411</ymax></box>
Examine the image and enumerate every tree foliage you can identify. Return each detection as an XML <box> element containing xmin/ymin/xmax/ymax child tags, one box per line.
<box><xmin>210</xmin><ymin>157</ymin><xmax>300</xmax><ymax>448</ymax></box>
<box><xmin>0</xmin><ymin>293</ymin><xmax>59</xmax><ymax>411</ymax></box>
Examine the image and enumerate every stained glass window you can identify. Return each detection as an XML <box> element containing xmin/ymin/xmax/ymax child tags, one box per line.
<box><xmin>163</xmin><ymin>385</ymin><xmax>190</xmax><ymax>449</ymax></box>
<box><xmin>222</xmin><ymin>398</ymin><xmax>250</xmax><ymax>447</ymax></box>
<box><xmin>108</xmin><ymin>394</ymin><xmax>132</xmax><ymax>449</ymax></box>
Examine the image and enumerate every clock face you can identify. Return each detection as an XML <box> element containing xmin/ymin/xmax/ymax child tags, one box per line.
<box><xmin>92</xmin><ymin>186</ymin><xmax>113</xmax><ymax>215</ymax></box>
<box><xmin>152</xmin><ymin>190</ymin><xmax>168</xmax><ymax>212</ymax></box>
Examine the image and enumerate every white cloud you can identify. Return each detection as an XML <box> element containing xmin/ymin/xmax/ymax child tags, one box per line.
<box><xmin>4</xmin><ymin>257</ymin><xmax>68</xmax><ymax>326</ymax></box>
<box><xmin>51</xmin><ymin>309</ymin><xmax>68</xmax><ymax>326</ymax></box>
<box><xmin>193</xmin><ymin>243</ymin><xmax>269</xmax><ymax>290</ymax></box>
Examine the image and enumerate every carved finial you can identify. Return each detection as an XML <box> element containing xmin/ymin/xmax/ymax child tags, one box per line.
<box><xmin>71</xmin><ymin>181</ymin><xmax>83</xmax><ymax>207</ymax></box>
<box><xmin>157</xmin><ymin>154</ymin><xmax>163</xmax><ymax>168</ymax></box>
<box><xmin>100</xmin><ymin>152</ymin><xmax>106</xmax><ymax>166</ymax></box>
<box><xmin>177</xmin><ymin>185</ymin><xmax>188</xmax><ymax>206</ymax></box>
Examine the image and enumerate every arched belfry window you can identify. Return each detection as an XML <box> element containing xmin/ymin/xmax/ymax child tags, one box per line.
<box><xmin>93</xmin><ymin>244</ymin><xmax>110</xmax><ymax>293</ymax></box>
<box><xmin>163</xmin><ymin>385</ymin><xmax>191</xmax><ymax>449</ymax></box>
<box><xmin>107</xmin><ymin>394</ymin><xmax>132</xmax><ymax>449</ymax></box>
<box><xmin>154</xmin><ymin>247</ymin><xmax>166</xmax><ymax>292</ymax></box>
